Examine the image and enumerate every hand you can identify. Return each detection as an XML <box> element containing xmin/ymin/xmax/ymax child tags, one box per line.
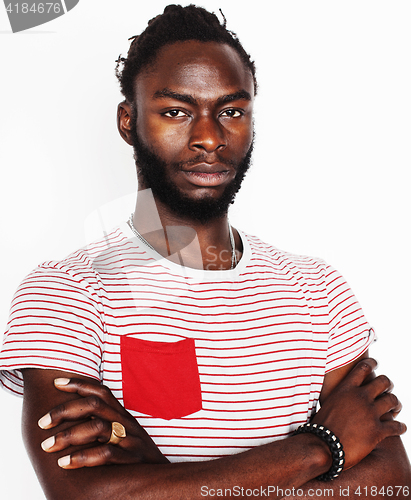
<box><xmin>312</xmin><ymin>358</ymin><xmax>406</xmax><ymax>470</ymax></box>
<box><xmin>38</xmin><ymin>377</ymin><xmax>169</xmax><ymax>469</ymax></box>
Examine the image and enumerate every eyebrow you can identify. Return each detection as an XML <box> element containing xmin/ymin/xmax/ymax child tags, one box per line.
<box><xmin>152</xmin><ymin>88</ymin><xmax>252</xmax><ymax>106</ymax></box>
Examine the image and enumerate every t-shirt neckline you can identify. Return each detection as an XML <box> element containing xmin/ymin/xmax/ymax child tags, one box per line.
<box><xmin>121</xmin><ymin>221</ymin><xmax>250</xmax><ymax>280</ymax></box>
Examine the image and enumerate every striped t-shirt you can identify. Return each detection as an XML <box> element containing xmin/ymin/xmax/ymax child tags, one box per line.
<box><xmin>0</xmin><ymin>223</ymin><xmax>374</xmax><ymax>462</ymax></box>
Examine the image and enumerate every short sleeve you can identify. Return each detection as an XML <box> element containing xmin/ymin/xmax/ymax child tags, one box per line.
<box><xmin>0</xmin><ymin>264</ymin><xmax>104</xmax><ymax>396</ymax></box>
<box><xmin>324</xmin><ymin>265</ymin><xmax>376</xmax><ymax>373</ymax></box>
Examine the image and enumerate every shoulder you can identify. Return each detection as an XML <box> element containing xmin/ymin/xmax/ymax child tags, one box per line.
<box><xmin>241</xmin><ymin>231</ymin><xmax>335</xmax><ymax>281</ymax></box>
<box><xmin>18</xmin><ymin>225</ymin><xmax>131</xmax><ymax>293</ymax></box>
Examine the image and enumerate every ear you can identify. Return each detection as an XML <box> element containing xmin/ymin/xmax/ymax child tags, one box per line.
<box><xmin>117</xmin><ymin>101</ymin><xmax>134</xmax><ymax>145</ymax></box>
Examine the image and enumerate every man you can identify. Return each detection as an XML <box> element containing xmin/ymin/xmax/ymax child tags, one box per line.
<box><xmin>0</xmin><ymin>5</ymin><xmax>409</xmax><ymax>499</ymax></box>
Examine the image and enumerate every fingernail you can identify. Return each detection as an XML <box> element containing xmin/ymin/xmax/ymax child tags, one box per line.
<box><xmin>54</xmin><ymin>378</ymin><xmax>70</xmax><ymax>386</ymax></box>
<box><xmin>38</xmin><ymin>413</ymin><xmax>52</xmax><ymax>429</ymax></box>
<box><xmin>58</xmin><ymin>455</ymin><xmax>71</xmax><ymax>468</ymax></box>
<box><xmin>41</xmin><ymin>436</ymin><xmax>55</xmax><ymax>451</ymax></box>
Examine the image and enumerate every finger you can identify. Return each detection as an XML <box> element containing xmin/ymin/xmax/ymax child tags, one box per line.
<box><xmin>54</xmin><ymin>378</ymin><xmax>128</xmax><ymax>416</ymax></box>
<box><xmin>381</xmin><ymin>404</ymin><xmax>403</xmax><ymax>421</ymax></box>
<box><xmin>41</xmin><ymin>418</ymin><xmax>112</xmax><ymax>452</ymax></box>
<box><xmin>380</xmin><ymin>418</ymin><xmax>407</xmax><ymax>439</ymax></box>
<box><xmin>341</xmin><ymin>358</ymin><xmax>378</xmax><ymax>387</ymax></box>
<box><xmin>391</xmin><ymin>399</ymin><xmax>403</xmax><ymax>418</ymax></box>
<box><xmin>366</xmin><ymin>374</ymin><xmax>394</xmax><ymax>400</ymax></box>
<box><xmin>374</xmin><ymin>392</ymin><xmax>402</xmax><ymax>417</ymax></box>
<box><xmin>38</xmin><ymin>395</ymin><xmax>124</xmax><ymax>430</ymax></box>
<box><xmin>57</xmin><ymin>444</ymin><xmax>136</xmax><ymax>469</ymax></box>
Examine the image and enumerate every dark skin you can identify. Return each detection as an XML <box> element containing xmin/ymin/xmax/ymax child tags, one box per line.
<box><xmin>23</xmin><ymin>356</ymin><xmax>409</xmax><ymax>500</ymax></box>
<box><xmin>22</xmin><ymin>41</ymin><xmax>411</xmax><ymax>499</ymax></box>
<box><xmin>120</xmin><ymin>41</ymin><xmax>253</xmax><ymax>270</ymax></box>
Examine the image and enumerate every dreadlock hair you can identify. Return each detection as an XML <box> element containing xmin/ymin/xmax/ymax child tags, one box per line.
<box><xmin>115</xmin><ymin>4</ymin><xmax>257</xmax><ymax>104</ymax></box>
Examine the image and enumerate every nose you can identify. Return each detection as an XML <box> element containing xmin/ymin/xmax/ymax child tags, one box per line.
<box><xmin>188</xmin><ymin>115</ymin><xmax>226</xmax><ymax>153</ymax></box>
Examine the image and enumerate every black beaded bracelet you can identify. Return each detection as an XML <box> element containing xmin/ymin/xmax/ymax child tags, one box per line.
<box><xmin>293</xmin><ymin>423</ymin><xmax>345</xmax><ymax>481</ymax></box>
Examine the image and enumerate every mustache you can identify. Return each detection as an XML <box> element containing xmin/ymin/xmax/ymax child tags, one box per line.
<box><xmin>174</xmin><ymin>154</ymin><xmax>236</xmax><ymax>170</ymax></box>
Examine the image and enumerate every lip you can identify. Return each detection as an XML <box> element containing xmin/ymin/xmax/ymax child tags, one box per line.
<box><xmin>184</xmin><ymin>162</ymin><xmax>229</xmax><ymax>174</ymax></box>
<box><xmin>181</xmin><ymin>163</ymin><xmax>232</xmax><ymax>187</ymax></box>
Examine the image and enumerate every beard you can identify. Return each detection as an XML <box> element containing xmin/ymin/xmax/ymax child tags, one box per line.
<box><xmin>130</xmin><ymin>112</ymin><xmax>253</xmax><ymax>224</ymax></box>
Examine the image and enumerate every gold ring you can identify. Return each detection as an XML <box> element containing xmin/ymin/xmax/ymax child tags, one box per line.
<box><xmin>106</xmin><ymin>422</ymin><xmax>126</xmax><ymax>445</ymax></box>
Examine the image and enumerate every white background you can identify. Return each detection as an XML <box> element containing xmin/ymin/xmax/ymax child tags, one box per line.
<box><xmin>0</xmin><ymin>1</ymin><xmax>410</xmax><ymax>498</ymax></box>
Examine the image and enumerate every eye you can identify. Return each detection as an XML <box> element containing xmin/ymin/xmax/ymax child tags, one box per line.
<box><xmin>220</xmin><ymin>109</ymin><xmax>244</xmax><ymax>118</ymax></box>
<box><xmin>162</xmin><ymin>109</ymin><xmax>188</xmax><ymax>118</ymax></box>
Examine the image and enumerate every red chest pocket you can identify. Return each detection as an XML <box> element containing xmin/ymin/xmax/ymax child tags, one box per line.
<box><xmin>120</xmin><ymin>336</ymin><xmax>202</xmax><ymax>420</ymax></box>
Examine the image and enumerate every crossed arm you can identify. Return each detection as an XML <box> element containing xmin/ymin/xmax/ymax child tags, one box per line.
<box><xmin>22</xmin><ymin>354</ymin><xmax>411</xmax><ymax>500</ymax></box>
<box><xmin>282</xmin><ymin>360</ymin><xmax>411</xmax><ymax>499</ymax></box>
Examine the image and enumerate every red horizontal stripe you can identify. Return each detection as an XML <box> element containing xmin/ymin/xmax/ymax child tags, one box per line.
<box><xmin>0</xmin><ymin>353</ymin><xmax>99</xmax><ymax>373</ymax></box>
<box><xmin>201</xmin><ymin>388</ymin><xmax>317</xmax><ymax>401</ymax></box>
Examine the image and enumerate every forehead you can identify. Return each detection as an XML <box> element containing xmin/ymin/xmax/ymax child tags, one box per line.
<box><xmin>135</xmin><ymin>41</ymin><xmax>254</xmax><ymax>101</ymax></box>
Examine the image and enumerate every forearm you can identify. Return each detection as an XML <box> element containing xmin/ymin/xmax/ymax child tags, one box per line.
<box><xmin>22</xmin><ymin>369</ymin><xmax>332</xmax><ymax>500</ymax></box>
<box><xmin>29</xmin><ymin>433</ymin><xmax>332</xmax><ymax>500</ymax></box>
<box><xmin>282</xmin><ymin>437</ymin><xmax>411</xmax><ymax>500</ymax></box>
<box><xmin>24</xmin><ymin>361</ymin><xmax>408</xmax><ymax>500</ymax></box>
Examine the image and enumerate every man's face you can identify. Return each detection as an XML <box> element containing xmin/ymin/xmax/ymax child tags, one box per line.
<box><xmin>131</xmin><ymin>41</ymin><xmax>255</xmax><ymax>223</ymax></box>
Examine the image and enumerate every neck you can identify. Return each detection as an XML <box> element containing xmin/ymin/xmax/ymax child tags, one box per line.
<box><xmin>131</xmin><ymin>189</ymin><xmax>241</xmax><ymax>270</ymax></box>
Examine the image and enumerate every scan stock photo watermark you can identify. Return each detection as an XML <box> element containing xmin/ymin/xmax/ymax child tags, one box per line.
<box><xmin>3</xmin><ymin>0</ymin><xmax>79</xmax><ymax>32</ymax></box>
<box><xmin>200</xmin><ymin>485</ymin><xmax>410</xmax><ymax>498</ymax></box>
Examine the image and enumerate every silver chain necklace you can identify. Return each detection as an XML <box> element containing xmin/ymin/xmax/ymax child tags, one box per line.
<box><xmin>228</xmin><ymin>221</ymin><xmax>238</xmax><ymax>269</ymax></box>
<box><xmin>128</xmin><ymin>213</ymin><xmax>238</xmax><ymax>269</ymax></box>
<box><xmin>128</xmin><ymin>214</ymin><xmax>156</xmax><ymax>251</ymax></box>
